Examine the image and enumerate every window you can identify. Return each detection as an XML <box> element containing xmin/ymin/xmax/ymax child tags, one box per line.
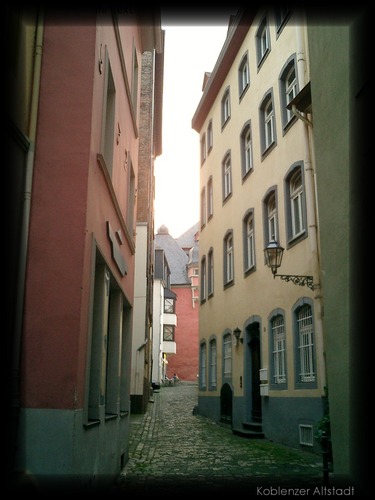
<box><xmin>274</xmin><ymin>6</ymin><xmax>291</xmax><ymax>34</ymax></box>
<box><xmin>259</xmin><ymin>91</ymin><xmax>276</xmax><ymax>154</ymax></box>
<box><xmin>207</xmin><ymin>120</ymin><xmax>213</xmax><ymax>153</ymax></box>
<box><xmin>271</xmin><ymin>314</ymin><xmax>286</xmax><ymax>384</ymax></box>
<box><xmin>163</xmin><ymin>325</ymin><xmax>175</xmax><ymax>342</ymax></box>
<box><xmin>285</xmin><ymin>165</ymin><xmax>307</xmax><ymax>243</ymax></box>
<box><xmin>256</xmin><ymin>16</ymin><xmax>270</xmax><ymax>67</ymax></box>
<box><xmin>223</xmin><ymin>333</ymin><xmax>232</xmax><ymax>378</ymax></box>
<box><xmin>200</xmin><ymin>132</ymin><xmax>206</xmax><ymax>164</ymax></box>
<box><xmin>238</xmin><ymin>53</ymin><xmax>250</xmax><ymax>98</ymax></box>
<box><xmin>243</xmin><ymin>210</ymin><xmax>255</xmax><ymax>273</ymax></box>
<box><xmin>207</xmin><ymin>176</ymin><xmax>213</xmax><ymax>219</ymax></box>
<box><xmin>200</xmin><ymin>187</ymin><xmax>206</xmax><ymax>228</ymax></box>
<box><xmin>221</xmin><ymin>87</ymin><xmax>231</xmax><ymax>128</ymax></box>
<box><xmin>222</xmin><ymin>152</ymin><xmax>232</xmax><ymax>200</ymax></box>
<box><xmin>279</xmin><ymin>57</ymin><xmax>298</xmax><ymax>129</ymax></box>
<box><xmin>164</xmin><ymin>297</ymin><xmax>174</xmax><ymax>314</ymax></box>
<box><xmin>293</xmin><ymin>300</ymin><xmax>316</xmax><ymax>388</ymax></box>
<box><xmin>126</xmin><ymin>158</ymin><xmax>136</xmax><ymax>238</ymax></box>
<box><xmin>208</xmin><ymin>248</ymin><xmax>214</xmax><ymax>296</ymax></box>
<box><xmin>102</xmin><ymin>50</ymin><xmax>116</xmax><ymax>177</ymax></box>
<box><xmin>240</xmin><ymin>121</ymin><xmax>253</xmax><ymax>178</ymax></box>
<box><xmin>87</xmin><ymin>258</ymin><xmax>129</xmax><ymax>423</ymax></box>
<box><xmin>200</xmin><ymin>256</ymin><xmax>206</xmax><ymax>302</ymax></box>
<box><xmin>131</xmin><ymin>44</ymin><xmax>139</xmax><ymax>115</ymax></box>
<box><xmin>264</xmin><ymin>190</ymin><xmax>278</xmax><ymax>244</ymax></box>
<box><xmin>224</xmin><ymin>231</ymin><xmax>234</xmax><ymax>286</ymax></box>
<box><xmin>290</xmin><ymin>169</ymin><xmax>304</xmax><ymax>238</ymax></box>
<box><xmin>209</xmin><ymin>338</ymin><xmax>217</xmax><ymax>389</ymax></box>
<box><xmin>200</xmin><ymin>342</ymin><xmax>207</xmax><ymax>389</ymax></box>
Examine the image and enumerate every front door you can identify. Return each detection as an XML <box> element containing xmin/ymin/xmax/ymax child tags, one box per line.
<box><xmin>250</xmin><ymin>335</ymin><xmax>261</xmax><ymax>422</ymax></box>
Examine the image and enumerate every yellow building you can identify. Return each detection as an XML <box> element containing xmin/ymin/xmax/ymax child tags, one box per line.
<box><xmin>192</xmin><ymin>7</ymin><xmax>326</xmax><ymax>455</ymax></box>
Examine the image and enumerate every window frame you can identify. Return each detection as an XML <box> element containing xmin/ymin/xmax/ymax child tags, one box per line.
<box><xmin>222</xmin><ymin>151</ymin><xmax>232</xmax><ymax>201</ymax></box>
<box><xmin>223</xmin><ymin>230</ymin><xmax>234</xmax><ymax>287</ymax></box>
<box><xmin>209</xmin><ymin>337</ymin><xmax>217</xmax><ymax>390</ymax></box>
<box><xmin>279</xmin><ymin>55</ymin><xmax>298</xmax><ymax>131</ymax></box>
<box><xmin>263</xmin><ymin>189</ymin><xmax>279</xmax><ymax>246</ymax></box>
<box><xmin>268</xmin><ymin>310</ymin><xmax>287</xmax><ymax>389</ymax></box>
<box><xmin>207</xmin><ymin>120</ymin><xmax>213</xmax><ymax>153</ymax></box>
<box><xmin>200</xmin><ymin>186</ymin><xmax>207</xmax><ymax>229</ymax></box>
<box><xmin>200</xmin><ymin>132</ymin><xmax>207</xmax><ymax>165</ymax></box>
<box><xmin>223</xmin><ymin>332</ymin><xmax>232</xmax><ymax>379</ymax></box>
<box><xmin>199</xmin><ymin>341</ymin><xmax>207</xmax><ymax>390</ymax></box>
<box><xmin>284</xmin><ymin>163</ymin><xmax>307</xmax><ymax>245</ymax></box>
<box><xmin>163</xmin><ymin>324</ymin><xmax>175</xmax><ymax>342</ymax></box>
<box><xmin>259</xmin><ymin>90</ymin><xmax>277</xmax><ymax>156</ymax></box>
<box><xmin>200</xmin><ymin>255</ymin><xmax>206</xmax><ymax>303</ymax></box>
<box><xmin>256</xmin><ymin>16</ymin><xmax>271</xmax><ymax>69</ymax></box>
<box><xmin>243</xmin><ymin>209</ymin><xmax>256</xmax><ymax>275</ymax></box>
<box><xmin>240</xmin><ymin>121</ymin><xmax>254</xmax><ymax>179</ymax></box>
<box><xmin>207</xmin><ymin>247</ymin><xmax>214</xmax><ymax>297</ymax></box>
<box><xmin>207</xmin><ymin>176</ymin><xmax>214</xmax><ymax>220</ymax></box>
<box><xmin>238</xmin><ymin>52</ymin><xmax>250</xmax><ymax>99</ymax></box>
<box><xmin>293</xmin><ymin>299</ymin><xmax>317</xmax><ymax>389</ymax></box>
<box><xmin>221</xmin><ymin>87</ymin><xmax>231</xmax><ymax>129</ymax></box>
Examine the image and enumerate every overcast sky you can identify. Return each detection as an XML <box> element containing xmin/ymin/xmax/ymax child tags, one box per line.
<box><xmin>154</xmin><ymin>12</ymin><xmax>237</xmax><ymax>239</ymax></box>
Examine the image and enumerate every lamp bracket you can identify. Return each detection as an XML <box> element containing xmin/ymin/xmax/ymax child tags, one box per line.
<box><xmin>274</xmin><ymin>274</ymin><xmax>316</xmax><ymax>291</ymax></box>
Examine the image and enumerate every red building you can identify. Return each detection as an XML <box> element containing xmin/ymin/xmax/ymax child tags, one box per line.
<box><xmin>8</xmin><ymin>8</ymin><xmax>163</xmax><ymax>489</ymax></box>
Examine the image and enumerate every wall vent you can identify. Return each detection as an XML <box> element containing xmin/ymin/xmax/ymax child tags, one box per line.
<box><xmin>299</xmin><ymin>424</ymin><xmax>313</xmax><ymax>446</ymax></box>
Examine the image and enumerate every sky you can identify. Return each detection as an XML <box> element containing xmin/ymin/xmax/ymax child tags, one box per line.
<box><xmin>153</xmin><ymin>13</ymin><xmax>237</xmax><ymax>239</ymax></box>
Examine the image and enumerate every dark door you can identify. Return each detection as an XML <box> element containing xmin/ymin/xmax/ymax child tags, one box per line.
<box><xmin>250</xmin><ymin>336</ymin><xmax>261</xmax><ymax>422</ymax></box>
<box><xmin>220</xmin><ymin>383</ymin><xmax>232</xmax><ymax>425</ymax></box>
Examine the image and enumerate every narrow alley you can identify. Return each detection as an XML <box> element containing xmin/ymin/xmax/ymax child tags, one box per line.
<box><xmin>115</xmin><ymin>382</ymin><xmax>325</xmax><ymax>493</ymax></box>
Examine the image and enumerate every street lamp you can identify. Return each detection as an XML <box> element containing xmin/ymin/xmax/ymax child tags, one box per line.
<box><xmin>233</xmin><ymin>327</ymin><xmax>243</xmax><ymax>345</ymax></box>
<box><xmin>263</xmin><ymin>240</ymin><xmax>317</xmax><ymax>291</ymax></box>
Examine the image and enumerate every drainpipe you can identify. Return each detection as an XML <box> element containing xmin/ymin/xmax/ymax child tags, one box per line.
<box><xmin>295</xmin><ymin>22</ymin><xmax>326</xmax><ymax>391</ymax></box>
<box><xmin>13</xmin><ymin>10</ymin><xmax>44</xmax><ymax>417</ymax></box>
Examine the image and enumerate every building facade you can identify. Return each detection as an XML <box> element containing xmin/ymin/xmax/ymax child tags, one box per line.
<box><xmin>307</xmin><ymin>10</ymin><xmax>368</xmax><ymax>488</ymax></box>
<box><xmin>8</xmin><ymin>8</ymin><xmax>162</xmax><ymax>488</ymax></box>
<box><xmin>192</xmin><ymin>7</ymin><xmax>326</xmax><ymax>455</ymax></box>
<box><xmin>130</xmin><ymin>34</ymin><xmax>165</xmax><ymax>414</ymax></box>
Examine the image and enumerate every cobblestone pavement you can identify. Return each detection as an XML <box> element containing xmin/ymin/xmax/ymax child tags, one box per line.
<box><xmin>115</xmin><ymin>382</ymin><xmax>329</xmax><ymax>493</ymax></box>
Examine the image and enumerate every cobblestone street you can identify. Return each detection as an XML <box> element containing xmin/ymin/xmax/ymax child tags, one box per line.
<box><xmin>116</xmin><ymin>382</ymin><xmax>326</xmax><ymax>492</ymax></box>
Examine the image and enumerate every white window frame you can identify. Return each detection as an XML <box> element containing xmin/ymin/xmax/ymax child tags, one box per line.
<box><xmin>238</xmin><ymin>54</ymin><xmax>249</xmax><ymax>97</ymax></box>
<box><xmin>267</xmin><ymin>193</ymin><xmax>278</xmax><ymax>242</ymax></box>
<box><xmin>223</xmin><ymin>154</ymin><xmax>232</xmax><ymax>200</ymax></box>
<box><xmin>208</xmin><ymin>248</ymin><xmax>214</xmax><ymax>296</ymax></box>
<box><xmin>272</xmin><ymin>315</ymin><xmax>286</xmax><ymax>384</ymax></box>
<box><xmin>297</xmin><ymin>306</ymin><xmax>315</xmax><ymax>383</ymax></box>
<box><xmin>245</xmin><ymin>214</ymin><xmax>255</xmax><ymax>271</ymax></box>
<box><xmin>264</xmin><ymin>99</ymin><xmax>275</xmax><ymax>148</ymax></box>
<box><xmin>225</xmin><ymin>233</ymin><xmax>234</xmax><ymax>284</ymax></box>
<box><xmin>285</xmin><ymin>65</ymin><xmax>297</xmax><ymax>123</ymax></box>
<box><xmin>209</xmin><ymin>339</ymin><xmax>217</xmax><ymax>388</ymax></box>
<box><xmin>207</xmin><ymin>176</ymin><xmax>213</xmax><ymax>218</ymax></box>
<box><xmin>200</xmin><ymin>256</ymin><xmax>206</xmax><ymax>302</ymax></box>
<box><xmin>221</xmin><ymin>88</ymin><xmax>231</xmax><ymax>127</ymax></box>
<box><xmin>290</xmin><ymin>170</ymin><xmax>304</xmax><ymax>238</ymax></box>
<box><xmin>207</xmin><ymin>120</ymin><xmax>213</xmax><ymax>152</ymax></box>
<box><xmin>223</xmin><ymin>334</ymin><xmax>232</xmax><ymax>378</ymax></box>
<box><xmin>200</xmin><ymin>342</ymin><xmax>207</xmax><ymax>388</ymax></box>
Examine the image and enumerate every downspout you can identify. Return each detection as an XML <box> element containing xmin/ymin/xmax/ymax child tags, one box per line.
<box><xmin>13</xmin><ymin>11</ymin><xmax>44</xmax><ymax>406</ymax></box>
<box><xmin>295</xmin><ymin>22</ymin><xmax>326</xmax><ymax>391</ymax></box>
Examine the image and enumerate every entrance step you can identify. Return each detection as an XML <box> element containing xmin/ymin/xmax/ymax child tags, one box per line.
<box><xmin>232</xmin><ymin>421</ymin><xmax>265</xmax><ymax>439</ymax></box>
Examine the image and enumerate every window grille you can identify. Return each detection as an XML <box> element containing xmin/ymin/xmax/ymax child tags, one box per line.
<box><xmin>299</xmin><ymin>424</ymin><xmax>313</xmax><ymax>446</ymax></box>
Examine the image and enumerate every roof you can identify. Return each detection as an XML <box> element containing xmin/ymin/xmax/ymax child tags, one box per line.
<box><xmin>175</xmin><ymin>222</ymin><xmax>199</xmax><ymax>249</ymax></box>
<box><xmin>155</xmin><ymin>226</ymin><xmax>190</xmax><ymax>285</ymax></box>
